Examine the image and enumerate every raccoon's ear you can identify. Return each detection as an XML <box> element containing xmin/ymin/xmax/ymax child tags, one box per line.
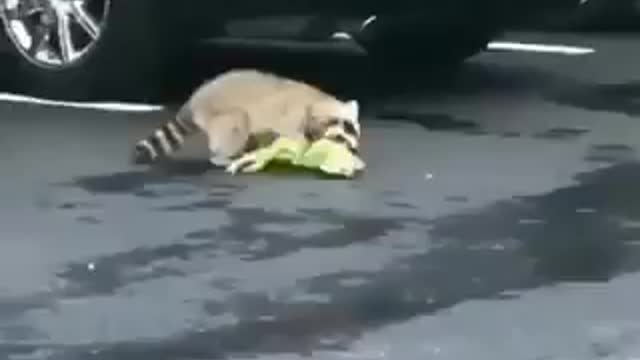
<box><xmin>345</xmin><ymin>100</ymin><xmax>359</xmax><ymax>117</ymax></box>
<box><xmin>344</xmin><ymin>100</ymin><xmax>361</xmax><ymax>135</ymax></box>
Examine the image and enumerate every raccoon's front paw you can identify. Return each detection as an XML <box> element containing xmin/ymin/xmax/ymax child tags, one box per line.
<box><xmin>225</xmin><ymin>153</ymin><xmax>263</xmax><ymax>175</ymax></box>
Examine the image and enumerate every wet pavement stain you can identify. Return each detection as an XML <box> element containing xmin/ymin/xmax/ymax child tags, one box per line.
<box><xmin>56</xmin><ymin>243</ymin><xmax>213</xmax><ymax>297</ymax></box>
<box><xmin>208</xmin><ymin>183</ymin><xmax>246</xmax><ymax>191</ymax></box>
<box><xmin>56</xmin><ymin>202</ymin><xmax>102</xmax><ymax>210</ymax></box>
<box><xmin>180</xmin><ymin>207</ymin><xmax>424</xmax><ymax>261</ymax></box>
<box><xmin>375</xmin><ymin>110</ymin><xmax>480</xmax><ymax>132</ymax></box>
<box><xmin>585</xmin><ymin>144</ymin><xmax>636</xmax><ymax>164</ymax></box>
<box><xmin>66</xmin><ymin>171</ymin><xmax>174</xmax><ymax>194</ymax></box>
<box><xmin>64</xmin><ymin>160</ymin><xmax>219</xmax><ymax>195</ymax></box>
<box><xmin>210</xmin><ymin>278</ymin><xmax>238</xmax><ymax>291</ymax></box>
<box><xmin>44</xmin><ymin>163</ymin><xmax>640</xmax><ymax>360</ymax></box>
<box><xmin>75</xmin><ymin>216</ymin><xmax>102</xmax><ymax>225</ymax></box>
<box><xmin>50</xmin><ymin>207</ymin><xmax>427</xmax><ymax>300</ymax></box>
<box><xmin>384</xmin><ymin>201</ymin><xmax>418</xmax><ymax>209</ymax></box>
<box><xmin>431</xmin><ymin>162</ymin><xmax>640</xmax><ymax>282</ymax></box>
<box><xmin>441</xmin><ymin>62</ymin><xmax>559</xmax><ymax>96</ymax></box>
<box><xmin>0</xmin><ymin>294</ymin><xmax>60</xmax><ymax>344</ymax></box>
<box><xmin>63</xmin><ymin>164</ymin><xmax>246</xmax><ymax>200</ymax></box>
<box><xmin>500</xmin><ymin>131</ymin><xmax>521</xmax><ymax>138</ymax></box>
<box><xmin>0</xmin><ymin>345</ymin><xmax>50</xmax><ymax>360</ymax></box>
<box><xmin>185</xmin><ymin>228</ymin><xmax>220</xmax><ymax>240</ymax></box>
<box><xmin>544</xmin><ymin>81</ymin><xmax>640</xmax><ymax>117</ymax></box>
<box><xmin>460</xmin><ymin>128</ymin><xmax>490</xmax><ymax>136</ymax></box>
<box><xmin>444</xmin><ymin>195</ymin><xmax>470</xmax><ymax>203</ymax></box>
<box><xmin>379</xmin><ymin>189</ymin><xmax>404</xmax><ymax>198</ymax></box>
<box><xmin>534</xmin><ymin>127</ymin><xmax>591</xmax><ymax>140</ymax></box>
<box><xmin>0</xmin><ymin>324</ymin><xmax>47</xmax><ymax>342</ymax></box>
<box><xmin>132</xmin><ymin>189</ymin><xmax>164</xmax><ymax>198</ymax></box>
<box><xmin>227</xmin><ymin>208</ymin><xmax>309</xmax><ymax>225</ymax></box>
<box><xmin>156</xmin><ymin>198</ymin><xmax>232</xmax><ymax>212</ymax></box>
<box><xmin>0</xmin><ymin>294</ymin><xmax>57</xmax><ymax>320</ymax></box>
<box><xmin>486</xmin><ymin>292</ymin><xmax>521</xmax><ymax>301</ymax></box>
<box><xmin>140</xmin><ymin>186</ymin><xmax>201</xmax><ymax>198</ymax></box>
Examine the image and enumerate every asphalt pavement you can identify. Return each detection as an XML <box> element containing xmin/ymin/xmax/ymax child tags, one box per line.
<box><xmin>2</xmin><ymin>31</ymin><xmax>640</xmax><ymax>360</ymax></box>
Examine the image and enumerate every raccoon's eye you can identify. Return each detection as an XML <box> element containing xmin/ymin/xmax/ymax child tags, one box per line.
<box><xmin>327</xmin><ymin>133</ymin><xmax>357</xmax><ymax>153</ymax></box>
<box><xmin>326</xmin><ymin>117</ymin><xmax>341</xmax><ymax>127</ymax></box>
<box><xmin>342</xmin><ymin>121</ymin><xmax>358</xmax><ymax>137</ymax></box>
<box><xmin>328</xmin><ymin>133</ymin><xmax>347</xmax><ymax>144</ymax></box>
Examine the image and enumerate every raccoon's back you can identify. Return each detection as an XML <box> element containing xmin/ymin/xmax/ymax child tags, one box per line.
<box><xmin>189</xmin><ymin>69</ymin><xmax>330</xmax><ymax>112</ymax></box>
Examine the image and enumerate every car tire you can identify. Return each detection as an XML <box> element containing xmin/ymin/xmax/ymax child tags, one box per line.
<box><xmin>1</xmin><ymin>0</ymin><xmax>183</xmax><ymax>102</ymax></box>
<box><xmin>562</xmin><ymin>0</ymin><xmax>620</xmax><ymax>29</ymax></box>
<box><xmin>356</xmin><ymin>16</ymin><xmax>494</xmax><ymax>74</ymax></box>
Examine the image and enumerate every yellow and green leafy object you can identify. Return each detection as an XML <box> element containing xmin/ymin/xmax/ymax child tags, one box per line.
<box><xmin>225</xmin><ymin>137</ymin><xmax>365</xmax><ymax>178</ymax></box>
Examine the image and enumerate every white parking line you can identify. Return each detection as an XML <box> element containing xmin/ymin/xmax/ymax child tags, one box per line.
<box><xmin>0</xmin><ymin>92</ymin><xmax>165</xmax><ymax>112</ymax></box>
<box><xmin>487</xmin><ymin>41</ymin><xmax>595</xmax><ymax>55</ymax></box>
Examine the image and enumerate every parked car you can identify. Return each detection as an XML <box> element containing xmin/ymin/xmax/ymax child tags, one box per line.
<box><xmin>0</xmin><ymin>0</ymin><xmax>557</xmax><ymax>102</ymax></box>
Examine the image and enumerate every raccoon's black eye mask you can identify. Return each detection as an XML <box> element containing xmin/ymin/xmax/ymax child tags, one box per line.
<box><xmin>325</xmin><ymin>133</ymin><xmax>359</xmax><ymax>155</ymax></box>
<box><xmin>326</xmin><ymin>117</ymin><xmax>359</xmax><ymax>137</ymax></box>
<box><xmin>304</xmin><ymin>116</ymin><xmax>360</xmax><ymax>145</ymax></box>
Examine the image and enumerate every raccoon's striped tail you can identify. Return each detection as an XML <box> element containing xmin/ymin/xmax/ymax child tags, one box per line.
<box><xmin>132</xmin><ymin>105</ymin><xmax>199</xmax><ymax>164</ymax></box>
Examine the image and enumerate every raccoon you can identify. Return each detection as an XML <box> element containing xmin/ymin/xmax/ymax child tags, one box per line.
<box><xmin>132</xmin><ymin>69</ymin><xmax>361</xmax><ymax>166</ymax></box>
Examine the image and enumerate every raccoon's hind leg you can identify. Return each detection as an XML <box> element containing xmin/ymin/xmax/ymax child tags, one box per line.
<box><xmin>204</xmin><ymin>110</ymin><xmax>251</xmax><ymax>167</ymax></box>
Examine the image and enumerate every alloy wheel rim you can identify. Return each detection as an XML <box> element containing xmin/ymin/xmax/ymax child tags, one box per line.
<box><xmin>0</xmin><ymin>0</ymin><xmax>110</xmax><ymax>69</ymax></box>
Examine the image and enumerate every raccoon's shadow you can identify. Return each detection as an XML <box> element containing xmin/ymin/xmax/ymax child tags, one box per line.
<box><xmin>151</xmin><ymin>159</ymin><xmax>356</xmax><ymax>181</ymax></box>
<box><xmin>148</xmin><ymin>158</ymin><xmax>213</xmax><ymax>177</ymax></box>
<box><xmin>56</xmin><ymin>159</ymin><xmax>213</xmax><ymax>196</ymax></box>
<box><xmin>243</xmin><ymin>162</ymin><xmax>357</xmax><ymax>181</ymax></box>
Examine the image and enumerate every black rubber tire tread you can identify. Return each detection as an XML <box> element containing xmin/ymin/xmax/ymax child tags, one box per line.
<box><xmin>358</xmin><ymin>16</ymin><xmax>495</xmax><ymax>72</ymax></box>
